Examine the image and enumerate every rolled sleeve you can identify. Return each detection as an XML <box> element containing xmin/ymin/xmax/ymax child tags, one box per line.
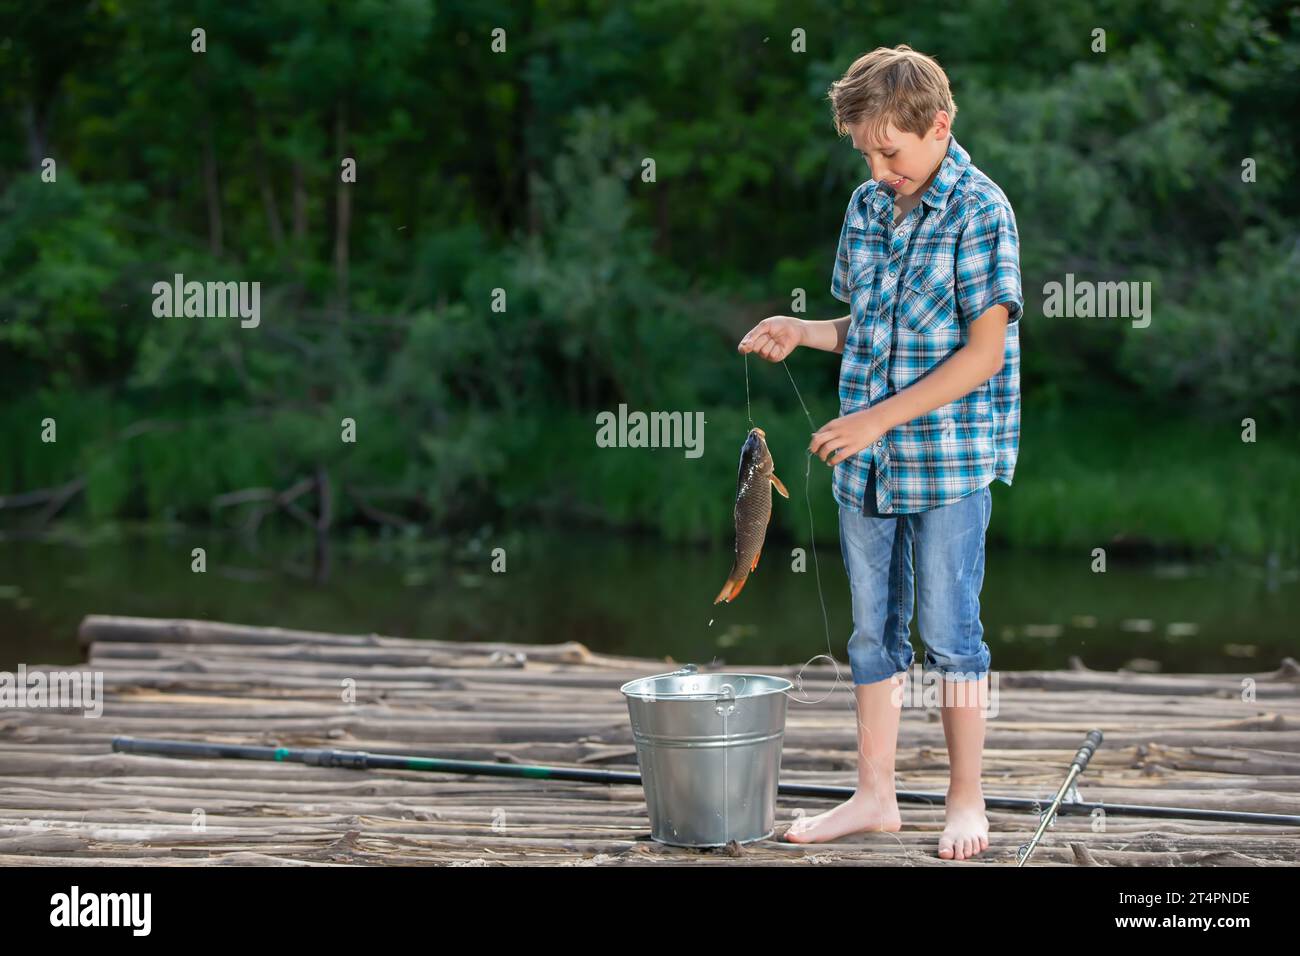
<box><xmin>830</xmin><ymin>189</ymin><xmax>862</xmax><ymax>305</ymax></box>
<box><xmin>955</xmin><ymin>201</ymin><xmax>1023</xmax><ymax>326</ymax></box>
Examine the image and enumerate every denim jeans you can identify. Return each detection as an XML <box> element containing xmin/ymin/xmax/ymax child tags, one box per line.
<box><xmin>838</xmin><ymin>465</ymin><xmax>993</xmax><ymax>685</ymax></box>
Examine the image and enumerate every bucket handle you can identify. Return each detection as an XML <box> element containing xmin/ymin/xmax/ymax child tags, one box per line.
<box><xmin>636</xmin><ymin>667</ymin><xmax>750</xmax><ymax>704</ymax></box>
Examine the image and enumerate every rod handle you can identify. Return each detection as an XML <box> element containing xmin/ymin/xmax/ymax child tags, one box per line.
<box><xmin>1071</xmin><ymin>729</ymin><xmax>1104</xmax><ymax>773</ymax></box>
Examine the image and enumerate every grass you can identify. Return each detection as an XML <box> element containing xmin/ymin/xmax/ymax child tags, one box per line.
<box><xmin>2</xmin><ymin>389</ymin><xmax>1295</xmax><ymax>562</ymax></box>
<box><xmin>996</xmin><ymin>399</ymin><xmax>1298</xmax><ymax>558</ymax></box>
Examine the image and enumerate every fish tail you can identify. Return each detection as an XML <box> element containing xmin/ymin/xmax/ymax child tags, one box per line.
<box><xmin>713</xmin><ymin>571</ymin><xmax>750</xmax><ymax>604</ymax></box>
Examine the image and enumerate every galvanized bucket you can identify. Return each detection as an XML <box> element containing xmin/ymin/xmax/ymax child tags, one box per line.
<box><xmin>620</xmin><ymin>665</ymin><xmax>793</xmax><ymax>847</ymax></box>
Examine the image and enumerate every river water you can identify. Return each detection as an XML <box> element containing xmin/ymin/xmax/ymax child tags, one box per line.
<box><xmin>0</xmin><ymin>529</ymin><xmax>1294</xmax><ymax>674</ymax></box>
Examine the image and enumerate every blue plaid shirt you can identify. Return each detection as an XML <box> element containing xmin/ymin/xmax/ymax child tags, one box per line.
<box><xmin>830</xmin><ymin>134</ymin><xmax>1023</xmax><ymax>514</ymax></box>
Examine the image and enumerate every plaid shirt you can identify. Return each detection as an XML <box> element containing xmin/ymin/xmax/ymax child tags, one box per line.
<box><xmin>830</xmin><ymin>134</ymin><xmax>1023</xmax><ymax>514</ymax></box>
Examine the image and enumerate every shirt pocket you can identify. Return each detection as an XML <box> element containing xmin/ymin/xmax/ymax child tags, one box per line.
<box><xmin>898</xmin><ymin>263</ymin><xmax>956</xmax><ymax>334</ymax></box>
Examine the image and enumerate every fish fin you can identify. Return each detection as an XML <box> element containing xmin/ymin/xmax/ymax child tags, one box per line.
<box><xmin>713</xmin><ymin>568</ymin><xmax>752</xmax><ymax>604</ymax></box>
<box><xmin>750</xmin><ymin>547</ymin><xmax>762</xmax><ymax>572</ymax></box>
<box><xmin>771</xmin><ymin>474</ymin><xmax>790</xmax><ymax>498</ymax></box>
<box><xmin>714</xmin><ymin>577</ymin><xmax>739</xmax><ymax>604</ymax></box>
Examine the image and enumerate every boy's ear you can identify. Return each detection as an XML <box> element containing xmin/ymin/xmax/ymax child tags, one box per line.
<box><xmin>931</xmin><ymin>109</ymin><xmax>951</xmax><ymax>139</ymax></box>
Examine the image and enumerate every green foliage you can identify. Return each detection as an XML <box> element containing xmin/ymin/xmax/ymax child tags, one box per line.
<box><xmin>0</xmin><ymin>0</ymin><xmax>1296</xmax><ymax>557</ymax></box>
<box><xmin>0</xmin><ymin>176</ymin><xmax>146</xmax><ymax>389</ymax></box>
<box><xmin>994</xmin><ymin>397</ymin><xmax>1300</xmax><ymax>560</ymax></box>
<box><xmin>1119</xmin><ymin>227</ymin><xmax>1300</xmax><ymax>418</ymax></box>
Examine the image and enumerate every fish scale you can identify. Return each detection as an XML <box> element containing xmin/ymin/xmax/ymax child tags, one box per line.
<box><xmin>715</xmin><ymin>427</ymin><xmax>788</xmax><ymax>604</ymax></box>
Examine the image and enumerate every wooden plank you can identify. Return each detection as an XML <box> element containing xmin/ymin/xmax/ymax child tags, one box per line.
<box><xmin>0</xmin><ymin>615</ymin><xmax>1293</xmax><ymax>867</ymax></box>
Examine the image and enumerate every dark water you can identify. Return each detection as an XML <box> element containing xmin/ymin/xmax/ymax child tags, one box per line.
<box><xmin>0</xmin><ymin>528</ymin><xmax>1295</xmax><ymax>674</ymax></box>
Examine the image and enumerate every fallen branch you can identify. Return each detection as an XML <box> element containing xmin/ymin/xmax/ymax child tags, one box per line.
<box><xmin>0</xmin><ymin>475</ymin><xmax>87</xmax><ymax>529</ymax></box>
<box><xmin>213</xmin><ymin>476</ymin><xmax>316</xmax><ymax>536</ymax></box>
<box><xmin>344</xmin><ymin>483</ymin><xmax>420</xmax><ymax>528</ymax></box>
<box><xmin>0</xmin><ymin>476</ymin><xmax>86</xmax><ymax>511</ymax></box>
<box><xmin>0</xmin><ymin>407</ymin><xmax>278</xmax><ymax>530</ymax></box>
<box><xmin>32</xmin><ymin>476</ymin><xmax>88</xmax><ymax>527</ymax></box>
<box><xmin>211</xmin><ymin>487</ymin><xmax>279</xmax><ymax>509</ymax></box>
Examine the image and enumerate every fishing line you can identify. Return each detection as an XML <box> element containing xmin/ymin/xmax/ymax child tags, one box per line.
<box><xmin>744</xmin><ymin>350</ymin><xmax>755</xmax><ymax>427</ymax></box>
<box><xmin>737</xmin><ymin>350</ymin><xmax>932</xmax><ymax>860</ymax></box>
<box><xmin>739</xmin><ymin>352</ymin><xmax>841</xmax><ymax>702</ymax></box>
<box><xmin>780</xmin><ymin>358</ymin><xmax>837</xmax><ymax>701</ymax></box>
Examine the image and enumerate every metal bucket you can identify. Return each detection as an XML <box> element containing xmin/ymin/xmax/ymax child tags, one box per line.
<box><xmin>620</xmin><ymin>665</ymin><xmax>793</xmax><ymax>847</ymax></box>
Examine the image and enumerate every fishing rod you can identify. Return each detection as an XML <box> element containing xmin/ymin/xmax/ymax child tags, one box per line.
<box><xmin>1016</xmin><ymin>729</ymin><xmax>1102</xmax><ymax>866</ymax></box>
<box><xmin>111</xmin><ymin>735</ymin><xmax>1300</xmax><ymax>827</ymax></box>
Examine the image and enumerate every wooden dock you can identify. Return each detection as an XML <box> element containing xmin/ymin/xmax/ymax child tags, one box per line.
<box><xmin>2</xmin><ymin>615</ymin><xmax>1297</xmax><ymax>866</ymax></box>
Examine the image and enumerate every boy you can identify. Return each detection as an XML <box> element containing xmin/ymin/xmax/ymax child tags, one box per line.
<box><xmin>738</xmin><ymin>44</ymin><xmax>1023</xmax><ymax>860</ymax></box>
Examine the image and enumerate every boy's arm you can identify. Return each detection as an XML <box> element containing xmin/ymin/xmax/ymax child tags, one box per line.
<box><xmin>810</xmin><ymin>306</ymin><xmax>1009</xmax><ymax>464</ymax></box>
<box><xmin>798</xmin><ymin>315</ymin><xmax>851</xmax><ymax>354</ymax></box>
<box><xmin>864</xmin><ymin>305</ymin><xmax>1007</xmax><ymax>431</ymax></box>
<box><xmin>811</xmin><ymin>198</ymin><xmax>1023</xmax><ymax>465</ymax></box>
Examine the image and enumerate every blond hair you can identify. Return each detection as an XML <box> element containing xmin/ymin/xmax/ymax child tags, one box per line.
<box><xmin>827</xmin><ymin>44</ymin><xmax>957</xmax><ymax>143</ymax></box>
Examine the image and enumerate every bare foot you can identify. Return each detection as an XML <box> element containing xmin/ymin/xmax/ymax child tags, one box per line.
<box><xmin>783</xmin><ymin>792</ymin><xmax>901</xmax><ymax>844</ymax></box>
<box><xmin>937</xmin><ymin>790</ymin><xmax>988</xmax><ymax>860</ymax></box>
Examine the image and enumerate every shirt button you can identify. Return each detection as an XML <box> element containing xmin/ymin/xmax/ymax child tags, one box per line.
<box><xmin>888</xmin><ymin>269</ymin><xmax>896</xmax><ymax>277</ymax></box>
<box><xmin>875</xmin><ymin>440</ymin><xmax>883</xmax><ymax>447</ymax></box>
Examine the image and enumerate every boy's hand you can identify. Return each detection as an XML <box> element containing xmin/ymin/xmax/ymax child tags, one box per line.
<box><xmin>738</xmin><ymin>316</ymin><xmax>803</xmax><ymax>362</ymax></box>
<box><xmin>809</xmin><ymin>408</ymin><xmax>888</xmax><ymax>466</ymax></box>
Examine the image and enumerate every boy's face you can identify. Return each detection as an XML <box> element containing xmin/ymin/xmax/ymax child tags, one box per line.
<box><xmin>848</xmin><ymin>111</ymin><xmax>951</xmax><ymax>198</ymax></box>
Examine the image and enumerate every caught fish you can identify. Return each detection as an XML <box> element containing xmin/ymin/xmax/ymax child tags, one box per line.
<box><xmin>714</xmin><ymin>427</ymin><xmax>789</xmax><ymax>604</ymax></box>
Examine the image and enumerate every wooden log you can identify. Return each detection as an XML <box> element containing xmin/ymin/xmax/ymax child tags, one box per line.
<box><xmin>72</xmin><ymin>653</ymin><xmax>1300</xmax><ymax>702</ymax></box>
<box><xmin>79</xmin><ymin>616</ymin><xmax>649</xmax><ymax>667</ymax></box>
<box><xmin>7</xmin><ymin>614</ymin><xmax>1300</xmax><ymax>866</ymax></box>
